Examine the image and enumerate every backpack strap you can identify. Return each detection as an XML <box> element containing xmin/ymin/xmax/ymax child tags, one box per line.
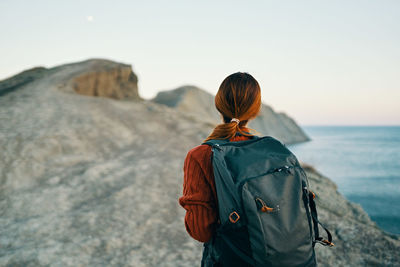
<box><xmin>201</xmin><ymin>133</ymin><xmax>259</xmax><ymax>266</ymax></box>
<box><xmin>201</xmin><ymin>138</ymin><xmax>230</xmax><ymax>146</ymax></box>
<box><xmin>219</xmin><ymin>233</ymin><xmax>257</xmax><ymax>266</ymax></box>
<box><xmin>201</xmin><ymin>133</ymin><xmax>259</xmax><ymax>147</ymax></box>
<box><xmin>308</xmin><ymin>191</ymin><xmax>335</xmax><ymax>247</ymax></box>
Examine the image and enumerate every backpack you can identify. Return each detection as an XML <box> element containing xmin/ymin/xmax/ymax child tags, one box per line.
<box><xmin>201</xmin><ymin>135</ymin><xmax>333</xmax><ymax>267</ymax></box>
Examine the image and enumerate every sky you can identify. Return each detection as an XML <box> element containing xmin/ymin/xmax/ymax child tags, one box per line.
<box><xmin>0</xmin><ymin>0</ymin><xmax>399</xmax><ymax>126</ymax></box>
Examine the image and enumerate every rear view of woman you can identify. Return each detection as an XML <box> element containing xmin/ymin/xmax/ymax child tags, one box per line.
<box><xmin>178</xmin><ymin>72</ymin><xmax>262</xmax><ymax>266</ymax></box>
<box><xmin>178</xmin><ymin>72</ymin><xmax>329</xmax><ymax>266</ymax></box>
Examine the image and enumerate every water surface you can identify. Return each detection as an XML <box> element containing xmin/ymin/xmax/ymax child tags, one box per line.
<box><xmin>288</xmin><ymin>126</ymin><xmax>400</xmax><ymax>234</ymax></box>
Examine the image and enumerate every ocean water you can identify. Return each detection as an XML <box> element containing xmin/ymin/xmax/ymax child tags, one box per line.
<box><xmin>287</xmin><ymin>126</ymin><xmax>400</xmax><ymax>235</ymax></box>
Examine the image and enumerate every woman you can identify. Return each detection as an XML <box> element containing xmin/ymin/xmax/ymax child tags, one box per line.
<box><xmin>178</xmin><ymin>72</ymin><xmax>262</xmax><ymax>266</ymax></box>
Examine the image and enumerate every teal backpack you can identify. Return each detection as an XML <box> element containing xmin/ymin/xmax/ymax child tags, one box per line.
<box><xmin>201</xmin><ymin>134</ymin><xmax>333</xmax><ymax>267</ymax></box>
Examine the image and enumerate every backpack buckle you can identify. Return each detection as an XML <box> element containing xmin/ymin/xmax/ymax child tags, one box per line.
<box><xmin>229</xmin><ymin>211</ymin><xmax>240</xmax><ymax>223</ymax></box>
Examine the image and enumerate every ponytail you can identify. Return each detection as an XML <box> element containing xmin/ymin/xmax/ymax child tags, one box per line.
<box><xmin>203</xmin><ymin>72</ymin><xmax>261</xmax><ymax>143</ymax></box>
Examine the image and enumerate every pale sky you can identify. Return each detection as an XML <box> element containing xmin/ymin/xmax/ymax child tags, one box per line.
<box><xmin>1</xmin><ymin>0</ymin><xmax>399</xmax><ymax>125</ymax></box>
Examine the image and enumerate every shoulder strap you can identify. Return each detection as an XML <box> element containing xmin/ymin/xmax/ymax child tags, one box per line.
<box><xmin>308</xmin><ymin>192</ymin><xmax>334</xmax><ymax>247</ymax></box>
<box><xmin>202</xmin><ymin>134</ymin><xmax>259</xmax><ymax>147</ymax></box>
<box><xmin>219</xmin><ymin>234</ymin><xmax>256</xmax><ymax>266</ymax></box>
<box><xmin>201</xmin><ymin>138</ymin><xmax>230</xmax><ymax>146</ymax></box>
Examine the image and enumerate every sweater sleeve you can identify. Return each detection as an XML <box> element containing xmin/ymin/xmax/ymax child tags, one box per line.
<box><xmin>178</xmin><ymin>148</ymin><xmax>218</xmax><ymax>243</ymax></box>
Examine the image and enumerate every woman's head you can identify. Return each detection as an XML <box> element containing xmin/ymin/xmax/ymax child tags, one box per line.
<box><xmin>204</xmin><ymin>72</ymin><xmax>261</xmax><ymax>142</ymax></box>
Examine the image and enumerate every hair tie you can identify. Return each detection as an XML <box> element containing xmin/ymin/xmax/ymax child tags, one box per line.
<box><xmin>230</xmin><ymin>118</ymin><xmax>240</xmax><ymax>124</ymax></box>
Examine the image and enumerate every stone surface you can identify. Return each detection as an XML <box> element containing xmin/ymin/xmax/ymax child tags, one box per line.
<box><xmin>152</xmin><ymin>85</ymin><xmax>310</xmax><ymax>144</ymax></box>
<box><xmin>0</xmin><ymin>67</ymin><xmax>47</xmax><ymax>97</ymax></box>
<box><xmin>0</xmin><ymin>59</ymin><xmax>398</xmax><ymax>266</ymax></box>
<box><xmin>300</xmin><ymin>163</ymin><xmax>400</xmax><ymax>266</ymax></box>
<box><xmin>56</xmin><ymin>59</ymin><xmax>140</xmax><ymax>100</ymax></box>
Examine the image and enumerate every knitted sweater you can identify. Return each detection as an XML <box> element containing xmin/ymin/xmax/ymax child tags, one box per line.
<box><xmin>178</xmin><ymin>134</ymin><xmax>253</xmax><ymax>243</ymax></box>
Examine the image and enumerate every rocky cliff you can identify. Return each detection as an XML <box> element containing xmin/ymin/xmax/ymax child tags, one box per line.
<box><xmin>0</xmin><ymin>66</ymin><xmax>47</xmax><ymax>97</ymax></box>
<box><xmin>152</xmin><ymin>86</ymin><xmax>309</xmax><ymax>145</ymax></box>
<box><xmin>60</xmin><ymin>59</ymin><xmax>140</xmax><ymax>100</ymax></box>
<box><xmin>0</xmin><ymin>59</ymin><xmax>398</xmax><ymax>266</ymax></box>
<box><xmin>300</xmin><ymin>164</ymin><xmax>399</xmax><ymax>266</ymax></box>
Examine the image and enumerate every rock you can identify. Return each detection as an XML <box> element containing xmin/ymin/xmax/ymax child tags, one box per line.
<box><xmin>152</xmin><ymin>85</ymin><xmax>309</xmax><ymax>144</ymax></box>
<box><xmin>0</xmin><ymin>59</ymin><xmax>140</xmax><ymax>101</ymax></box>
<box><xmin>0</xmin><ymin>67</ymin><xmax>47</xmax><ymax>97</ymax></box>
<box><xmin>0</xmin><ymin>59</ymin><xmax>398</xmax><ymax>266</ymax></box>
<box><xmin>302</xmin><ymin>164</ymin><xmax>400</xmax><ymax>266</ymax></box>
<box><xmin>54</xmin><ymin>58</ymin><xmax>141</xmax><ymax>100</ymax></box>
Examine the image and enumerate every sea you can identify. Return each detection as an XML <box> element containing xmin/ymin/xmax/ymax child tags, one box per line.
<box><xmin>287</xmin><ymin>126</ymin><xmax>400</xmax><ymax>235</ymax></box>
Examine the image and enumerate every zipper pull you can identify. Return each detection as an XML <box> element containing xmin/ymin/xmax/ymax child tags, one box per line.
<box><xmin>255</xmin><ymin>197</ymin><xmax>280</xmax><ymax>213</ymax></box>
<box><xmin>284</xmin><ymin>165</ymin><xmax>293</xmax><ymax>174</ymax></box>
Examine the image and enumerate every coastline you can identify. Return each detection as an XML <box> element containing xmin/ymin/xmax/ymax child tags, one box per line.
<box><xmin>288</xmin><ymin>125</ymin><xmax>400</xmax><ymax>236</ymax></box>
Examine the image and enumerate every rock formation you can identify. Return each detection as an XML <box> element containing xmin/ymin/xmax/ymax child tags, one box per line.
<box><xmin>56</xmin><ymin>58</ymin><xmax>141</xmax><ymax>100</ymax></box>
<box><xmin>152</xmin><ymin>85</ymin><xmax>309</xmax><ymax>145</ymax></box>
<box><xmin>300</xmin><ymin>163</ymin><xmax>399</xmax><ymax>266</ymax></box>
<box><xmin>0</xmin><ymin>66</ymin><xmax>47</xmax><ymax>97</ymax></box>
<box><xmin>0</xmin><ymin>59</ymin><xmax>398</xmax><ymax>266</ymax></box>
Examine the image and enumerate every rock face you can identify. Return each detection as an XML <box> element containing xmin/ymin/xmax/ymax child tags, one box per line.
<box><xmin>0</xmin><ymin>59</ymin><xmax>140</xmax><ymax>101</ymax></box>
<box><xmin>56</xmin><ymin>59</ymin><xmax>140</xmax><ymax>100</ymax></box>
<box><xmin>300</xmin><ymin>164</ymin><xmax>400</xmax><ymax>266</ymax></box>
<box><xmin>0</xmin><ymin>67</ymin><xmax>47</xmax><ymax>97</ymax></box>
<box><xmin>0</xmin><ymin>59</ymin><xmax>398</xmax><ymax>266</ymax></box>
<box><xmin>152</xmin><ymin>85</ymin><xmax>309</xmax><ymax>144</ymax></box>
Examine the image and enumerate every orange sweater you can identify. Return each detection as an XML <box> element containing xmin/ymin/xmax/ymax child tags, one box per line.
<box><xmin>178</xmin><ymin>134</ymin><xmax>252</xmax><ymax>242</ymax></box>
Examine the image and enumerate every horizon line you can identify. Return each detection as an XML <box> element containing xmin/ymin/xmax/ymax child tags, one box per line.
<box><xmin>299</xmin><ymin>124</ymin><xmax>400</xmax><ymax>127</ymax></box>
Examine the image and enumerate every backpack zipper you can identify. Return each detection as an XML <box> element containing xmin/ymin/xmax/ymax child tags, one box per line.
<box><xmin>255</xmin><ymin>197</ymin><xmax>280</xmax><ymax>213</ymax></box>
<box><xmin>238</xmin><ymin>165</ymin><xmax>297</xmax><ymax>190</ymax></box>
